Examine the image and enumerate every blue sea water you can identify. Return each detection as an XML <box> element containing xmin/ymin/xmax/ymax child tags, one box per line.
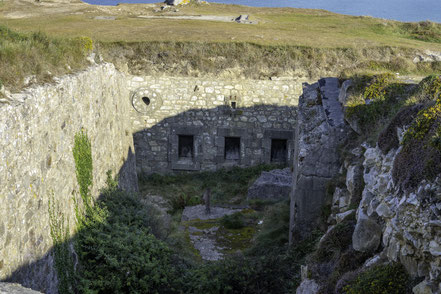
<box><xmin>82</xmin><ymin>0</ymin><xmax>441</xmax><ymax>23</ymax></box>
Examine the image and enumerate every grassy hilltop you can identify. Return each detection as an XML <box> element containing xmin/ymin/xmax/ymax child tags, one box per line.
<box><xmin>2</xmin><ymin>0</ymin><xmax>441</xmax><ymax>47</ymax></box>
<box><xmin>1</xmin><ymin>0</ymin><xmax>441</xmax><ymax>90</ymax></box>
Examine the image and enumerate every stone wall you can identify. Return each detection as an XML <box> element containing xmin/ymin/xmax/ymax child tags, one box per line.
<box><xmin>128</xmin><ymin>76</ymin><xmax>305</xmax><ymax>174</ymax></box>
<box><xmin>0</xmin><ymin>64</ymin><xmax>138</xmax><ymax>293</ymax></box>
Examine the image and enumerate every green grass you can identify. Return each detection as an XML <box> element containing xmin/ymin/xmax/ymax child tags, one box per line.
<box><xmin>344</xmin><ymin>263</ymin><xmax>410</xmax><ymax>294</ymax></box>
<box><xmin>0</xmin><ymin>25</ymin><xmax>91</xmax><ymax>91</ymax></box>
<box><xmin>100</xmin><ymin>41</ymin><xmax>440</xmax><ymax>80</ymax></box>
<box><xmin>4</xmin><ymin>2</ymin><xmax>441</xmax><ymax>49</ymax></box>
<box><xmin>138</xmin><ymin>164</ymin><xmax>282</xmax><ymax>210</ymax></box>
<box><xmin>2</xmin><ymin>3</ymin><xmax>441</xmax><ymax>90</ymax></box>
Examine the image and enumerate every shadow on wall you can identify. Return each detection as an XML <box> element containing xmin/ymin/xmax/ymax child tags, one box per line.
<box><xmin>2</xmin><ymin>103</ymin><xmax>298</xmax><ymax>293</ymax></box>
<box><xmin>2</xmin><ymin>147</ymin><xmax>138</xmax><ymax>294</ymax></box>
<box><xmin>132</xmin><ymin>104</ymin><xmax>298</xmax><ymax>175</ymax></box>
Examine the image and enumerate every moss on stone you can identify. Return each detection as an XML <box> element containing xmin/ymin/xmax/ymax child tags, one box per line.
<box><xmin>217</xmin><ymin>226</ymin><xmax>257</xmax><ymax>254</ymax></box>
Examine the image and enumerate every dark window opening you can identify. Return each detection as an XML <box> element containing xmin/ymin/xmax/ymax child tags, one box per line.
<box><xmin>231</xmin><ymin>101</ymin><xmax>237</xmax><ymax>109</ymax></box>
<box><xmin>271</xmin><ymin>139</ymin><xmax>287</xmax><ymax>163</ymax></box>
<box><xmin>178</xmin><ymin>135</ymin><xmax>194</xmax><ymax>158</ymax></box>
<box><xmin>142</xmin><ymin>97</ymin><xmax>151</xmax><ymax>106</ymax></box>
<box><xmin>224</xmin><ymin>137</ymin><xmax>241</xmax><ymax>160</ymax></box>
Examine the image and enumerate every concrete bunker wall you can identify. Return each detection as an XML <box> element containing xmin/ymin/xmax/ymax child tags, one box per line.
<box><xmin>0</xmin><ymin>64</ymin><xmax>138</xmax><ymax>293</ymax></box>
<box><xmin>128</xmin><ymin>76</ymin><xmax>305</xmax><ymax>174</ymax></box>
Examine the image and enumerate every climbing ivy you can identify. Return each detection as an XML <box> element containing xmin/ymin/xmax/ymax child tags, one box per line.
<box><xmin>48</xmin><ymin>193</ymin><xmax>76</xmax><ymax>294</ymax></box>
<box><xmin>49</xmin><ymin>129</ymin><xmax>94</xmax><ymax>294</ymax></box>
<box><xmin>72</xmin><ymin>129</ymin><xmax>93</xmax><ymax>214</ymax></box>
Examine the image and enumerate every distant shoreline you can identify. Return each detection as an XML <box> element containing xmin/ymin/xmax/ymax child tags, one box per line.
<box><xmin>81</xmin><ymin>0</ymin><xmax>441</xmax><ymax>23</ymax></box>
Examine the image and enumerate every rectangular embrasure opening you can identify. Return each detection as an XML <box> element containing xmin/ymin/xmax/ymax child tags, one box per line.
<box><xmin>224</xmin><ymin>137</ymin><xmax>241</xmax><ymax>160</ymax></box>
<box><xmin>178</xmin><ymin>135</ymin><xmax>194</xmax><ymax>158</ymax></box>
<box><xmin>271</xmin><ymin>139</ymin><xmax>287</xmax><ymax>163</ymax></box>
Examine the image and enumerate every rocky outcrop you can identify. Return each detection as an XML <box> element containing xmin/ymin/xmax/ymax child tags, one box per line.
<box><xmin>325</xmin><ymin>141</ymin><xmax>441</xmax><ymax>291</ymax></box>
<box><xmin>356</xmin><ymin>145</ymin><xmax>441</xmax><ymax>290</ymax></box>
<box><xmin>291</xmin><ymin>78</ymin><xmax>348</xmax><ymax>238</ymax></box>
<box><xmin>0</xmin><ymin>283</ymin><xmax>42</xmax><ymax>294</ymax></box>
<box><xmin>294</xmin><ymin>77</ymin><xmax>441</xmax><ymax>293</ymax></box>
<box><xmin>352</xmin><ymin>214</ymin><xmax>382</xmax><ymax>253</ymax></box>
<box><xmin>247</xmin><ymin>168</ymin><xmax>292</xmax><ymax>201</ymax></box>
<box><xmin>296</xmin><ymin>279</ymin><xmax>320</xmax><ymax>294</ymax></box>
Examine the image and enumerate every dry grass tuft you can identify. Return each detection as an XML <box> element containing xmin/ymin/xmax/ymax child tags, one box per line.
<box><xmin>0</xmin><ymin>25</ymin><xmax>91</xmax><ymax>91</ymax></box>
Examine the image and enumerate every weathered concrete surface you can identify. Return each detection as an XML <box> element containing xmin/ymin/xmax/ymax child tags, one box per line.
<box><xmin>0</xmin><ymin>64</ymin><xmax>138</xmax><ymax>293</ymax></box>
<box><xmin>292</xmin><ymin>78</ymin><xmax>348</xmax><ymax>238</ymax></box>
<box><xmin>247</xmin><ymin>168</ymin><xmax>292</xmax><ymax>200</ymax></box>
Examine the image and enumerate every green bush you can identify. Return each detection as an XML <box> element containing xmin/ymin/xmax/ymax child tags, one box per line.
<box><xmin>169</xmin><ymin>193</ymin><xmax>200</xmax><ymax>213</ymax></box>
<box><xmin>183</xmin><ymin>253</ymin><xmax>299</xmax><ymax>294</ymax></box>
<box><xmin>363</xmin><ymin>73</ymin><xmax>394</xmax><ymax>101</ymax></box>
<box><xmin>418</xmin><ymin>75</ymin><xmax>441</xmax><ymax>101</ymax></box>
<box><xmin>250</xmin><ymin>200</ymin><xmax>291</xmax><ymax>251</ymax></box>
<box><xmin>400</xmin><ymin>21</ymin><xmax>441</xmax><ymax>43</ymax></box>
<box><xmin>344</xmin><ymin>263</ymin><xmax>410</xmax><ymax>294</ymax></box>
<box><xmin>76</xmin><ymin>188</ymin><xmax>180</xmax><ymax>294</ymax></box>
<box><xmin>221</xmin><ymin>212</ymin><xmax>245</xmax><ymax>229</ymax></box>
<box><xmin>345</xmin><ymin>74</ymin><xmax>408</xmax><ymax>139</ymax></box>
<box><xmin>395</xmin><ymin>95</ymin><xmax>441</xmax><ymax>189</ymax></box>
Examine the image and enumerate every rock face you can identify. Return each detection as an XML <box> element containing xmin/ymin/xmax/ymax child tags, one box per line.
<box><xmin>247</xmin><ymin>168</ymin><xmax>292</xmax><ymax>200</ymax></box>
<box><xmin>296</xmin><ymin>279</ymin><xmax>320</xmax><ymax>294</ymax></box>
<box><xmin>0</xmin><ymin>283</ymin><xmax>43</xmax><ymax>294</ymax></box>
<box><xmin>351</xmin><ymin>144</ymin><xmax>441</xmax><ymax>290</ymax></box>
<box><xmin>352</xmin><ymin>215</ymin><xmax>382</xmax><ymax>252</ymax></box>
<box><xmin>292</xmin><ymin>78</ymin><xmax>348</xmax><ymax>238</ymax></box>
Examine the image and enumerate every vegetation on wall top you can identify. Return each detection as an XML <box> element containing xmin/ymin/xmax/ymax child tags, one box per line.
<box><xmin>0</xmin><ymin>25</ymin><xmax>91</xmax><ymax>92</ymax></box>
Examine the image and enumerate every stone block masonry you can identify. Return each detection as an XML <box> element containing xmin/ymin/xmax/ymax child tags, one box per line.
<box><xmin>128</xmin><ymin>76</ymin><xmax>306</xmax><ymax>174</ymax></box>
<box><xmin>0</xmin><ymin>64</ymin><xmax>138</xmax><ymax>293</ymax></box>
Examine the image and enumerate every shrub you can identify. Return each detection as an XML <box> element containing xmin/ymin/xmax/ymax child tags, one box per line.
<box><xmin>76</xmin><ymin>188</ymin><xmax>180</xmax><ymax>294</ymax></box>
<box><xmin>395</xmin><ymin>98</ymin><xmax>441</xmax><ymax>189</ymax></box>
<box><xmin>344</xmin><ymin>263</ymin><xmax>410</xmax><ymax>294</ymax></box>
<box><xmin>183</xmin><ymin>252</ymin><xmax>301</xmax><ymax>294</ymax></box>
<box><xmin>221</xmin><ymin>212</ymin><xmax>245</xmax><ymax>229</ymax></box>
<box><xmin>378</xmin><ymin>105</ymin><xmax>425</xmax><ymax>153</ymax></box>
<box><xmin>75</xmin><ymin>36</ymin><xmax>93</xmax><ymax>53</ymax></box>
<box><xmin>400</xmin><ymin>21</ymin><xmax>441</xmax><ymax>43</ymax></box>
<box><xmin>345</xmin><ymin>74</ymin><xmax>407</xmax><ymax>139</ymax></box>
<box><xmin>169</xmin><ymin>193</ymin><xmax>200</xmax><ymax>212</ymax></box>
<box><xmin>418</xmin><ymin>75</ymin><xmax>441</xmax><ymax>101</ymax></box>
<box><xmin>249</xmin><ymin>200</ymin><xmax>291</xmax><ymax>252</ymax></box>
<box><xmin>363</xmin><ymin>73</ymin><xmax>394</xmax><ymax>101</ymax></box>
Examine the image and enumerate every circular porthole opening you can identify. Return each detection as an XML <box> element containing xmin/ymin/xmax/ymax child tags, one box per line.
<box><xmin>142</xmin><ymin>97</ymin><xmax>151</xmax><ymax>106</ymax></box>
